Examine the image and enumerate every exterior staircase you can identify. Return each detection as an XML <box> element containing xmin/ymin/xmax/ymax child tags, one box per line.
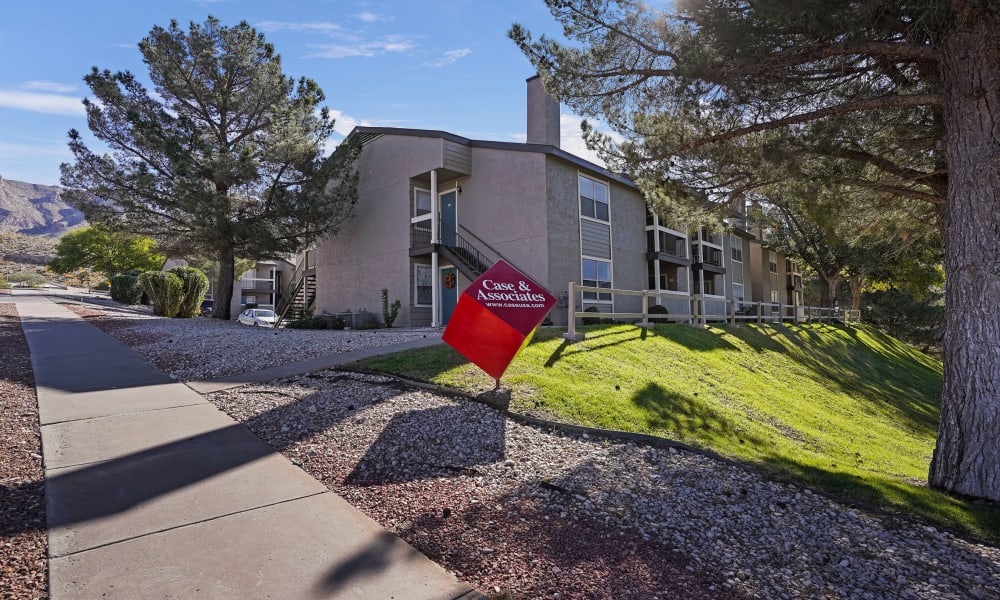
<box><xmin>275</xmin><ymin>251</ymin><xmax>317</xmax><ymax>327</ymax></box>
<box><xmin>437</xmin><ymin>222</ymin><xmax>497</xmax><ymax>281</ymax></box>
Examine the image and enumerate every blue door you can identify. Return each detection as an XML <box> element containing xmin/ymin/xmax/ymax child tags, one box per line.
<box><xmin>440</xmin><ymin>190</ymin><xmax>457</xmax><ymax>246</ymax></box>
<box><xmin>441</xmin><ymin>267</ymin><xmax>458</xmax><ymax>324</ymax></box>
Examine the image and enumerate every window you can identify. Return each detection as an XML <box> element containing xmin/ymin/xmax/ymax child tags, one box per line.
<box><xmin>768</xmin><ymin>253</ymin><xmax>778</xmax><ymax>273</ymax></box>
<box><xmin>415</xmin><ymin>265</ymin><xmax>432</xmax><ymax>306</ymax></box>
<box><xmin>770</xmin><ymin>289</ymin><xmax>780</xmax><ymax>303</ymax></box>
<box><xmin>730</xmin><ymin>235</ymin><xmax>743</xmax><ymax>262</ymax></box>
<box><xmin>582</xmin><ymin>258</ymin><xmax>612</xmax><ymax>301</ymax></box>
<box><xmin>414</xmin><ymin>189</ymin><xmax>432</xmax><ymax>218</ymax></box>
<box><xmin>579</xmin><ymin>175</ymin><xmax>609</xmax><ymax>221</ymax></box>
<box><xmin>733</xmin><ymin>283</ymin><xmax>745</xmax><ymax>303</ymax></box>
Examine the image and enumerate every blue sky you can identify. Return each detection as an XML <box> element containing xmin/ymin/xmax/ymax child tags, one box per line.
<box><xmin>0</xmin><ymin>0</ymin><xmax>609</xmax><ymax>186</ymax></box>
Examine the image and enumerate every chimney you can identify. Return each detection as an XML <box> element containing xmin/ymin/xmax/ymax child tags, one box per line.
<box><xmin>526</xmin><ymin>75</ymin><xmax>560</xmax><ymax>148</ymax></box>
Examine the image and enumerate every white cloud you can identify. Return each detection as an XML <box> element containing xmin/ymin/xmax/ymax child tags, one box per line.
<box><xmin>305</xmin><ymin>34</ymin><xmax>418</xmax><ymax>59</ymax></box>
<box><xmin>422</xmin><ymin>48</ymin><xmax>472</xmax><ymax>68</ymax></box>
<box><xmin>355</xmin><ymin>11</ymin><xmax>386</xmax><ymax>23</ymax></box>
<box><xmin>255</xmin><ymin>21</ymin><xmax>346</xmax><ymax>34</ymax></box>
<box><xmin>559</xmin><ymin>114</ymin><xmax>624</xmax><ymax>168</ymax></box>
<box><xmin>22</xmin><ymin>80</ymin><xmax>78</xmax><ymax>93</ymax></box>
<box><xmin>328</xmin><ymin>108</ymin><xmax>370</xmax><ymax>136</ymax></box>
<box><xmin>0</xmin><ymin>90</ymin><xmax>84</xmax><ymax>116</ymax></box>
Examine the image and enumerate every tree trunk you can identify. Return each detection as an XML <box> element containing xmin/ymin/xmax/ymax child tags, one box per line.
<box><xmin>848</xmin><ymin>276</ymin><xmax>864</xmax><ymax>311</ymax></box>
<box><xmin>212</xmin><ymin>245</ymin><xmax>236</xmax><ymax>321</ymax></box>
<box><xmin>929</xmin><ymin>4</ymin><xmax>1000</xmax><ymax>501</ymax></box>
<box><xmin>818</xmin><ymin>273</ymin><xmax>841</xmax><ymax>308</ymax></box>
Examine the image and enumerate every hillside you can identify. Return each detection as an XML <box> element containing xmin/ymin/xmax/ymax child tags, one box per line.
<box><xmin>357</xmin><ymin>322</ymin><xmax>1000</xmax><ymax>543</ymax></box>
<box><xmin>0</xmin><ymin>175</ymin><xmax>84</xmax><ymax>236</ymax></box>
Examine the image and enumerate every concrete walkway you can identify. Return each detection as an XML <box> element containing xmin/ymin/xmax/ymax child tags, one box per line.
<box><xmin>17</xmin><ymin>295</ymin><xmax>481</xmax><ymax>600</ymax></box>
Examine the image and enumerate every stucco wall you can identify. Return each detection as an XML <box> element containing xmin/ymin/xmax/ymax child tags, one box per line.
<box><xmin>545</xmin><ymin>157</ymin><xmax>646</xmax><ymax>324</ymax></box>
<box><xmin>314</xmin><ymin>135</ymin><xmax>448</xmax><ymax>326</ymax></box>
<box><xmin>458</xmin><ymin>148</ymin><xmax>551</xmax><ymax>284</ymax></box>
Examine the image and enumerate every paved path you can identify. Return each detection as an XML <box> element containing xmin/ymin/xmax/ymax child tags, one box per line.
<box><xmin>17</xmin><ymin>294</ymin><xmax>481</xmax><ymax>600</ymax></box>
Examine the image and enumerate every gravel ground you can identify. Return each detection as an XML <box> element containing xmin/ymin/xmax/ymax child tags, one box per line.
<box><xmin>21</xmin><ymin>297</ymin><xmax>1000</xmax><ymax>599</ymax></box>
<box><xmin>0</xmin><ymin>302</ymin><xmax>48</xmax><ymax>600</ymax></box>
<box><xmin>58</xmin><ymin>296</ymin><xmax>436</xmax><ymax>381</ymax></box>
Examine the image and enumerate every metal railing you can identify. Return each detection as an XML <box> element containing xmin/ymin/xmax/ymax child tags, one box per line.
<box><xmin>564</xmin><ymin>282</ymin><xmax>841</xmax><ymax>340</ymax></box>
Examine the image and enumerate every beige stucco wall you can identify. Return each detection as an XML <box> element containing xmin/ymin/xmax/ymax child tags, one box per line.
<box><xmin>314</xmin><ymin>135</ymin><xmax>448</xmax><ymax>325</ymax></box>
<box><xmin>458</xmin><ymin>147</ymin><xmax>551</xmax><ymax>284</ymax></box>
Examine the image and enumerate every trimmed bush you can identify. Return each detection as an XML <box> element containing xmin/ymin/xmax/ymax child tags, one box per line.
<box><xmin>110</xmin><ymin>270</ymin><xmax>144</xmax><ymax>304</ymax></box>
<box><xmin>139</xmin><ymin>271</ymin><xmax>184</xmax><ymax>317</ymax></box>
<box><xmin>648</xmin><ymin>304</ymin><xmax>669</xmax><ymax>315</ymax></box>
<box><xmin>0</xmin><ymin>277</ymin><xmax>9</xmax><ymax>289</ymax></box>
<box><xmin>169</xmin><ymin>266</ymin><xmax>209</xmax><ymax>318</ymax></box>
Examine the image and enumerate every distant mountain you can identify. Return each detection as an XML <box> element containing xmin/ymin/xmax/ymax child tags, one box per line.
<box><xmin>0</xmin><ymin>175</ymin><xmax>85</xmax><ymax>236</ymax></box>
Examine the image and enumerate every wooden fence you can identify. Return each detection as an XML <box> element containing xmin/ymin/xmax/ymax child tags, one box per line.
<box><xmin>563</xmin><ymin>281</ymin><xmax>841</xmax><ymax>340</ymax></box>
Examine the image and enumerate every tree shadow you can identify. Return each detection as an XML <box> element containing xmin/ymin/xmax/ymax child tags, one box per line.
<box><xmin>6</xmin><ymin>373</ymin><xmax>405</xmax><ymax>538</ymax></box>
<box><xmin>757</xmin><ymin>454</ymin><xmax>1000</xmax><ymax>549</ymax></box>
<box><xmin>630</xmin><ymin>382</ymin><xmax>765</xmax><ymax>447</ymax></box>
<box><xmin>723</xmin><ymin>323</ymin><xmax>941</xmax><ymax>436</ymax></box>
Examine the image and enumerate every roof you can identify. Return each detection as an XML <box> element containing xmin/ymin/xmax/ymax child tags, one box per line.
<box><xmin>350</xmin><ymin>126</ymin><xmax>640</xmax><ymax>191</ymax></box>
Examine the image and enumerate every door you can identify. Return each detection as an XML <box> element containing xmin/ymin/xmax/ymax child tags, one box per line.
<box><xmin>439</xmin><ymin>190</ymin><xmax>457</xmax><ymax>246</ymax></box>
<box><xmin>440</xmin><ymin>266</ymin><xmax>458</xmax><ymax>324</ymax></box>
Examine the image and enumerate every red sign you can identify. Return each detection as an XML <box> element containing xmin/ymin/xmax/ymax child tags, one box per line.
<box><xmin>442</xmin><ymin>260</ymin><xmax>558</xmax><ymax>381</ymax></box>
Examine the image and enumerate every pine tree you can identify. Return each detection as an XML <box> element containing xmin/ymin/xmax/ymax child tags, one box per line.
<box><xmin>61</xmin><ymin>17</ymin><xmax>359</xmax><ymax>319</ymax></box>
<box><xmin>512</xmin><ymin>0</ymin><xmax>1000</xmax><ymax>501</ymax></box>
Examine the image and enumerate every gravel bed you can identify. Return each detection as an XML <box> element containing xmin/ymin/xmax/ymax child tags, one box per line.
<box><xmin>58</xmin><ymin>298</ymin><xmax>436</xmax><ymax>381</ymax></box>
<box><xmin>0</xmin><ymin>302</ymin><xmax>48</xmax><ymax>600</ymax></box>
<box><xmin>208</xmin><ymin>372</ymin><xmax>1000</xmax><ymax>600</ymax></box>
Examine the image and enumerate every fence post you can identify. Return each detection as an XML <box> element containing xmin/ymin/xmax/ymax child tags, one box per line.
<box><xmin>639</xmin><ymin>290</ymin><xmax>652</xmax><ymax>329</ymax></box>
<box><xmin>562</xmin><ymin>282</ymin><xmax>585</xmax><ymax>341</ymax></box>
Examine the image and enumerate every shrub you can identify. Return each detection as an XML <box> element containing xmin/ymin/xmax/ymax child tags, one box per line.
<box><xmin>169</xmin><ymin>266</ymin><xmax>209</xmax><ymax>318</ymax></box>
<box><xmin>0</xmin><ymin>277</ymin><xmax>8</xmax><ymax>289</ymax></box>
<box><xmin>139</xmin><ymin>271</ymin><xmax>184</xmax><ymax>317</ymax></box>
<box><xmin>381</xmin><ymin>288</ymin><xmax>401</xmax><ymax>328</ymax></box>
<box><xmin>110</xmin><ymin>270</ymin><xmax>144</xmax><ymax>304</ymax></box>
<box><xmin>8</xmin><ymin>272</ymin><xmax>47</xmax><ymax>287</ymax></box>
<box><xmin>582</xmin><ymin>305</ymin><xmax>602</xmax><ymax>325</ymax></box>
<box><xmin>648</xmin><ymin>304</ymin><xmax>669</xmax><ymax>317</ymax></box>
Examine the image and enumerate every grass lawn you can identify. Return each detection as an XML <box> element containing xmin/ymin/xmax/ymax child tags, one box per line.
<box><xmin>355</xmin><ymin>322</ymin><xmax>1000</xmax><ymax>544</ymax></box>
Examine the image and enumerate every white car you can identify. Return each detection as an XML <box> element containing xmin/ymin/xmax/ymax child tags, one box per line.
<box><xmin>238</xmin><ymin>308</ymin><xmax>277</xmax><ymax>327</ymax></box>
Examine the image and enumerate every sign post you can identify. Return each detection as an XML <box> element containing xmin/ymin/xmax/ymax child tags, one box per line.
<box><xmin>442</xmin><ymin>260</ymin><xmax>558</xmax><ymax>387</ymax></box>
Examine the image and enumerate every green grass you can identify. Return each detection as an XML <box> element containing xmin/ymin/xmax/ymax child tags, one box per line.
<box><xmin>355</xmin><ymin>322</ymin><xmax>1000</xmax><ymax>543</ymax></box>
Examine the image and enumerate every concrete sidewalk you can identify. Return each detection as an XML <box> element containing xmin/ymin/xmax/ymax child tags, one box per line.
<box><xmin>17</xmin><ymin>295</ymin><xmax>481</xmax><ymax>600</ymax></box>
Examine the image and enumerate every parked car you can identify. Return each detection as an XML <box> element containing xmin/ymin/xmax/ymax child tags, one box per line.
<box><xmin>199</xmin><ymin>299</ymin><xmax>214</xmax><ymax>316</ymax></box>
<box><xmin>238</xmin><ymin>308</ymin><xmax>277</xmax><ymax>328</ymax></box>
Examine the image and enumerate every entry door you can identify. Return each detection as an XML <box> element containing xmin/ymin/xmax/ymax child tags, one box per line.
<box><xmin>439</xmin><ymin>190</ymin><xmax>457</xmax><ymax>246</ymax></box>
<box><xmin>440</xmin><ymin>266</ymin><xmax>458</xmax><ymax>324</ymax></box>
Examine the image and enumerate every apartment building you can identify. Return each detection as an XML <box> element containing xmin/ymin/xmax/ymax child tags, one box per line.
<box><xmin>311</xmin><ymin>76</ymin><xmax>798</xmax><ymax>327</ymax></box>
